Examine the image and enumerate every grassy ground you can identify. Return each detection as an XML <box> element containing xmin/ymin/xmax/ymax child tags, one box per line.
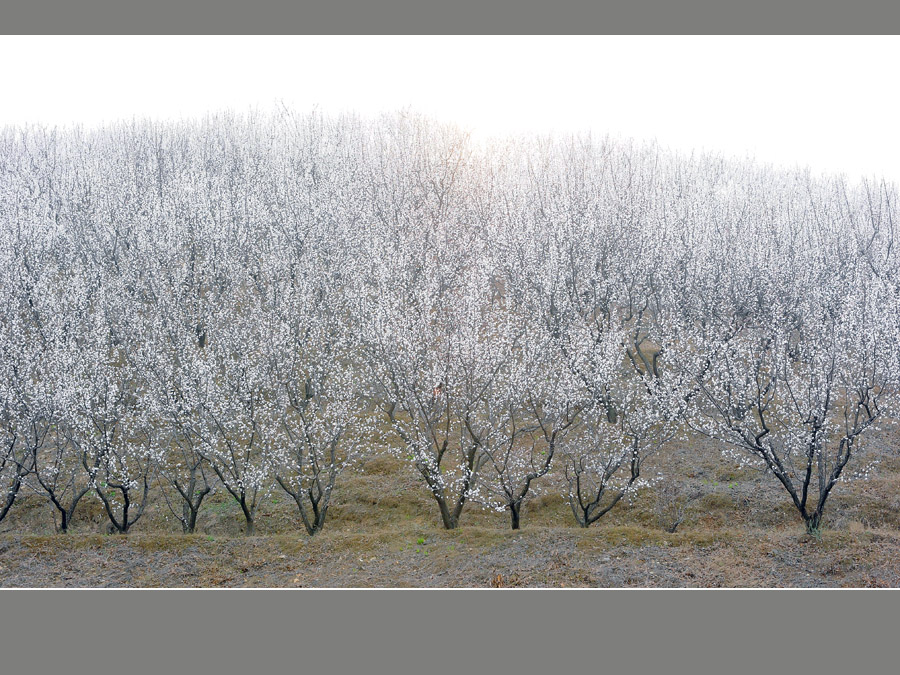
<box><xmin>3</xmin><ymin>526</ymin><xmax>900</xmax><ymax>587</ymax></box>
<box><xmin>3</xmin><ymin>430</ymin><xmax>900</xmax><ymax>587</ymax></box>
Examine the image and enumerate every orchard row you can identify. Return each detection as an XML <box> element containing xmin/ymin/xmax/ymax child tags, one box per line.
<box><xmin>1</xmin><ymin>111</ymin><xmax>897</xmax><ymax>535</ymax></box>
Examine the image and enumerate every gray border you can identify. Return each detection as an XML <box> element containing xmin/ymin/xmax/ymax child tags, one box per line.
<box><xmin>1</xmin><ymin>0</ymin><xmax>899</xmax><ymax>33</ymax></box>
<box><xmin>0</xmin><ymin>589</ymin><xmax>897</xmax><ymax>672</ymax></box>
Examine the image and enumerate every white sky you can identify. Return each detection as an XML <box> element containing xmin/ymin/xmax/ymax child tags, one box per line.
<box><xmin>2</xmin><ymin>36</ymin><xmax>898</xmax><ymax>186</ymax></box>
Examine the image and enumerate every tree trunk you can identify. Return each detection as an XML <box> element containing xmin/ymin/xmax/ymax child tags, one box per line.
<box><xmin>183</xmin><ymin>503</ymin><xmax>199</xmax><ymax>534</ymax></box>
<box><xmin>240</xmin><ymin>500</ymin><xmax>256</xmax><ymax>535</ymax></box>
<box><xmin>0</xmin><ymin>477</ymin><xmax>23</xmax><ymax>524</ymax></box>
<box><xmin>53</xmin><ymin>490</ymin><xmax>89</xmax><ymax>534</ymax></box>
<box><xmin>509</xmin><ymin>502</ymin><xmax>521</xmax><ymax>530</ymax></box>
<box><xmin>805</xmin><ymin>511</ymin><xmax>823</xmax><ymax>535</ymax></box>
<box><xmin>436</xmin><ymin>495</ymin><xmax>459</xmax><ymax>530</ymax></box>
<box><xmin>310</xmin><ymin>503</ymin><xmax>329</xmax><ymax>535</ymax></box>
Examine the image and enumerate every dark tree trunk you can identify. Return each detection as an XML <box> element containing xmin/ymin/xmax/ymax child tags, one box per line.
<box><xmin>183</xmin><ymin>503</ymin><xmax>199</xmax><ymax>534</ymax></box>
<box><xmin>238</xmin><ymin>498</ymin><xmax>256</xmax><ymax>535</ymax></box>
<box><xmin>1</xmin><ymin>457</ymin><xmax>31</xmax><ymax>524</ymax></box>
<box><xmin>274</xmin><ymin>475</ymin><xmax>334</xmax><ymax>536</ymax></box>
<box><xmin>46</xmin><ymin>486</ymin><xmax>90</xmax><ymax>533</ymax></box>
<box><xmin>805</xmin><ymin>511</ymin><xmax>823</xmax><ymax>535</ymax></box>
<box><xmin>0</xmin><ymin>484</ymin><xmax>20</xmax><ymax>524</ymax></box>
<box><xmin>180</xmin><ymin>485</ymin><xmax>210</xmax><ymax>534</ymax></box>
<box><xmin>96</xmin><ymin>479</ymin><xmax>149</xmax><ymax>534</ymax></box>
<box><xmin>435</xmin><ymin>494</ymin><xmax>460</xmax><ymax>530</ymax></box>
<box><xmin>509</xmin><ymin>502</ymin><xmax>521</xmax><ymax>530</ymax></box>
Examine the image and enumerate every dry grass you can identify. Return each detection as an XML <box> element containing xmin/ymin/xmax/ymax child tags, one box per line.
<box><xmin>4</xmin><ymin>523</ymin><xmax>900</xmax><ymax>587</ymax></box>
<box><xmin>2</xmin><ymin>426</ymin><xmax>900</xmax><ymax>586</ymax></box>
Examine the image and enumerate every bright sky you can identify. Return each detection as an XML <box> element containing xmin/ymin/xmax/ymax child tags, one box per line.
<box><xmin>2</xmin><ymin>36</ymin><xmax>898</xmax><ymax>186</ymax></box>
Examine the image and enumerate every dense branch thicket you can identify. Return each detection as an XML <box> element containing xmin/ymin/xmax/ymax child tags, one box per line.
<box><xmin>1</xmin><ymin>111</ymin><xmax>897</xmax><ymax>535</ymax></box>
